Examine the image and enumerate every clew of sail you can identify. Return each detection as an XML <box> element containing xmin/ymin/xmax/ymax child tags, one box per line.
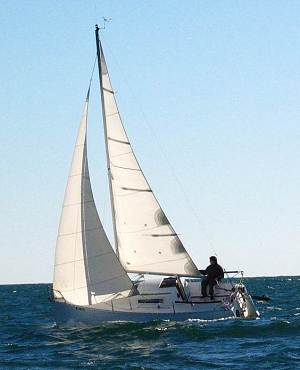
<box><xmin>98</xmin><ymin>42</ymin><xmax>199</xmax><ymax>277</ymax></box>
<box><xmin>53</xmin><ymin>91</ymin><xmax>134</xmax><ymax>306</ymax></box>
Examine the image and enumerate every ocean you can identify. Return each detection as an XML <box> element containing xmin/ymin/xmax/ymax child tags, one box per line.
<box><xmin>0</xmin><ymin>276</ymin><xmax>299</xmax><ymax>369</ymax></box>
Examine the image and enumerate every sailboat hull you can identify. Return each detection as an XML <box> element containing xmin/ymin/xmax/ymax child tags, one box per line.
<box><xmin>51</xmin><ymin>279</ymin><xmax>258</xmax><ymax>326</ymax></box>
<box><xmin>52</xmin><ymin>300</ymin><xmax>234</xmax><ymax>326</ymax></box>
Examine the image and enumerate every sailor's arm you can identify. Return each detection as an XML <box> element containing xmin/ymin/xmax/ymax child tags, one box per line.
<box><xmin>217</xmin><ymin>265</ymin><xmax>224</xmax><ymax>280</ymax></box>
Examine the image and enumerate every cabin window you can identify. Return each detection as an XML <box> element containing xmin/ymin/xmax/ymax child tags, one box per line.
<box><xmin>159</xmin><ymin>277</ymin><xmax>177</xmax><ymax>288</ymax></box>
<box><xmin>138</xmin><ymin>299</ymin><xmax>163</xmax><ymax>304</ymax></box>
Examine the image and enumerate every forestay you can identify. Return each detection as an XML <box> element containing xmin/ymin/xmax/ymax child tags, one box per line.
<box><xmin>99</xmin><ymin>42</ymin><xmax>199</xmax><ymax>277</ymax></box>
<box><xmin>53</xmin><ymin>92</ymin><xmax>134</xmax><ymax>305</ymax></box>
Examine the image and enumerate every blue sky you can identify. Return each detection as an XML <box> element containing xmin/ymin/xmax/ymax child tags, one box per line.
<box><xmin>1</xmin><ymin>1</ymin><xmax>299</xmax><ymax>283</ymax></box>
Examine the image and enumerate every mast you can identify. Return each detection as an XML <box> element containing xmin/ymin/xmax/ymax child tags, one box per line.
<box><xmin>95</xmin><ymin>25</ymin><xmax>120</xmax><ymax>257</ymax></box>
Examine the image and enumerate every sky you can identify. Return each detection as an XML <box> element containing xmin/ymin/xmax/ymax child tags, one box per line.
<box><xmin>1</xmin><ymin>1</ymin><xmax>300</xmax><ymax>283</ymax></box>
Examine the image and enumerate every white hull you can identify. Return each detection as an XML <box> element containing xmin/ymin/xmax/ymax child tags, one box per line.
<box><xmin>53</xmin><ymin>300</ymin><xmax>234</xmax><ymax>326</ymax></box>
<box><xmin>52</xmin><ymin>279</ymin><xmax>257</xmax><ymax>326</ymax></box>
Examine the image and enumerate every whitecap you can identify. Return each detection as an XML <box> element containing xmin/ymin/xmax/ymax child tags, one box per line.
<box><xmin>266</xmin><ymin>306</ymin><xmax>282</xmax><ymax>311</ymax></box>
<box><xmin>155</xmin><ymin>327</ymin><xmax>167</xmax><ymax>331</ymax></box>
<box><xmin>187</xmin><ymin>316</ymin><xmax>234</xmax><ymax>323</ymax></box>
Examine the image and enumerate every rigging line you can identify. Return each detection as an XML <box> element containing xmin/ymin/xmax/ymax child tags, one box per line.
<box><xmin>136</xmin><ymin>118</ymin><xmax>216</xmax><ymax>254</ymax></box>
<box><xmin>102</xmin><ymin>40</ymin><xmax>216</xmax><ymax>254</ymax></box>
<box><xmin>73</xmin><ymin>184</ymin><xmax>80</xmax><ymax>295</ymax></box>
<box><xmin>87</xmin><ymin>54</ymin><xmax>111</xmax><ymax>243</ymax></box>
<box><xmin>88</xmin><ymin>55</ymin><xmax>97</xmax><ymax>90</ymax></box>
<box><xmin>101</xmin><ymin>163</ymin><xmax>109</xmax><ymax>239</ymax></box>
<box><xmin>82</xmin><ymin>148</ymin><xmax>92</xmax><ymax>305</ymax></box>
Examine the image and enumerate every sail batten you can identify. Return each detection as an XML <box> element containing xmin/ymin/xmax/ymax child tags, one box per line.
<box><xmin>53</xmin><ymin>94</ymin><xmax>134</xmax><ymax>306</ymax></box>
<box><xmin>98</xmin><ymin>41</ymin><xmax>199</xmax><ymax>277</ymax></box>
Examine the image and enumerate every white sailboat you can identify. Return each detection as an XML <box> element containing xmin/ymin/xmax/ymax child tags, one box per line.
<box><xmin>51</xmin><ymin>25</ymin><xmax>258</xmax><ymax>325</ymax></box>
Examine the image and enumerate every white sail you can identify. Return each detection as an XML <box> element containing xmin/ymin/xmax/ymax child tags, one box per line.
<box><xmin>99</xmin><ymin>43</ymin><xmax>199</xmax><ymax>277</ymax></box>
<box><xmin>53</xmin><ymin>92</ymin><xmax>134</xmax><ymax>305</ymax></box>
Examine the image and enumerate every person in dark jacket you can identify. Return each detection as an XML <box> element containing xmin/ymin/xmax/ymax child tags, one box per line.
<box><xmin>199</xmin><ymin>256</ymin><xmax>224</xmax><ymax>300</ymax></box>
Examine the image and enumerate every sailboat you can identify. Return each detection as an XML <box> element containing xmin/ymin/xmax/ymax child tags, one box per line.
<box><xmin>51</xmin><ymin>25</ymin><xmax>258</xmax><ymax>325</ymax></box>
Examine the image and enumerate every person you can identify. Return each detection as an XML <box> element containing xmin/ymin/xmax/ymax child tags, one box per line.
<box><xmin>199</xmin><ymin>256</ymin><xmax>224</xmax><ymax>300</ymax></box>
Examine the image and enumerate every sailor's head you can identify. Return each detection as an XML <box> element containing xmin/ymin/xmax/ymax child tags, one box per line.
<box><xmin>209</xmin><ymin>256</ymin><xmax>217</xmax><ymax>265</ymax></box>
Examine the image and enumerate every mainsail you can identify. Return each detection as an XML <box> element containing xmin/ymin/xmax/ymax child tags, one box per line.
<box><xmin>97</xmin><ymin>38</ymin><xmax>199</xmax><ymax>277</ymax></box>
<box><xmin>53</xmin><ymin>91</ymin><xmax>134</xmax><ymax>305</ymax></box>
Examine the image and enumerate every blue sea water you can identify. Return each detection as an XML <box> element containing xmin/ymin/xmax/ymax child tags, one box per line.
<box><xmin>0</xmin><ymin>277</ymin><xmax>299</xmax><ymax>370</ymax></box>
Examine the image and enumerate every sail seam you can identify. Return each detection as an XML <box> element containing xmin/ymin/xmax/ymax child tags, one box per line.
<box><xmin>117</xmin><ymin>225</ymin><xmax>163</xmax><ymax>234</ymax></box>
<box><xmin>54</xmin><ymin>250</ymin><xmax>115</xmax><ymax>266</ymax></box>
<box><xmin>58</xmin><ymin>227</ymin><xmax>103</xmax><ymax>237</ymax></box>
<box><xmin>106</xmin><ymin>112</ymin><xmax>118</xmax><ymax>117</ymax></box>
<box><xmin>62</xmin><ymin>200</ymin><xmax>96</xmax><ymax>207</ymax></box>
<box><xmin>117</xmin><ymin>191</ymin><xmax>150</xmax><ymax>198</ymax></box>
<box><xmin>111</xmin><ymin>164</ymin><xmax>140</xmax><ymax>171</ymax></box>
<box><xmin>55</xmin><ymin>274</ymin><xmax>132</xmax><ymax>292</ymax></box>
<box><xmin>68</xmin><ymin>173</ymin><xmax>83</xmax><ymax>178</ymax></box>
<box><xmin>89</xmin><ymin>274</ymin><xmax>134</xmax><ymax>286</ymax></box>
<box><xmin>111</xmin><ymin>151</ymin><xmax>133</xmax><ymax>158</ymax></box>
<box><xmin>65</xmin><ymin>174</ymin><xmax>93</xmax><ymax>178</ymax></box>
<box><xmin>126</xmin><ymin>255</ymin><xmax>189</xmax><ymax>268</ymax></box>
